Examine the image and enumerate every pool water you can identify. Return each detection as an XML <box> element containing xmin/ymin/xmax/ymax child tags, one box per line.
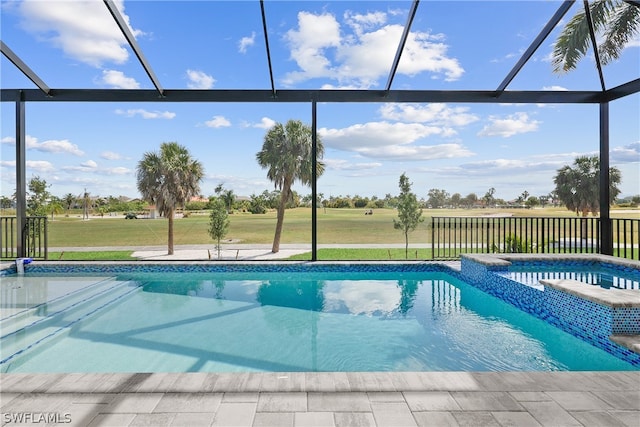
<box><xmin>1</xmin><ymin>269</ymin><xmax>636</xmax><ymax>373</ymax></box>
<box><xmin>499</xmin><ymin>262</ymin><xmax>640</xmax><ymax>290</ymax></box>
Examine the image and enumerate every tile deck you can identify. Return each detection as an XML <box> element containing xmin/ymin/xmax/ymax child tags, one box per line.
<box><xmin>1</xmin><ymin>371</ymin><xmax>638</xmax><ymax>426</ymax></box>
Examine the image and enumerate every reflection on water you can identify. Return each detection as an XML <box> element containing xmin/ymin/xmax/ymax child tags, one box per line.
<box><xmin>139</xmin><ymin>273</ymin><xmax>437</xmax><ymax>317</ymax></box>
<box><xmin>504</xmin><ymin>269</ymin><xmax>639</xmax><ymax>290</ymax></box>
<box><xmin>3</xmin><ymin>270</ymin><xmax>636</xmax><ymax>372</ymax></box>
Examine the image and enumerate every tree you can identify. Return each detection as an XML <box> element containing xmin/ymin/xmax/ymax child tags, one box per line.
<box><xmin>0</xmin><ymin>196</ymin><xmax>12</xmax><ymax>210</ymax></box>
<box><xmin>393</xmin><ymin>173</ymin><xmax>424</xmax><ymax>259</ymax></box>
<box><xmin>136</xmin><ymin>142</ymin><xmax>204</xmax><ymax>255</ymax></box>
<box><xmin>63</xmin><ymin>193</ymin><xmax>76</xmax><ymax>212</ymax></box>
<box><xmin>552</xmin><ymin>0</ymin><xmax>639</xmax><ymax>73</ymax></box>
<box><xmin>208</xmin><ymin>199</ymin><xmax>230</xmax><ymax>260</ymax></box>
<box><xmin>256</xmin><ymin>119</ymin><xmax>325</xmax><ymax>253</ymax></box>
<box><xmin>46</xmin><ymin>197</ymin><xmax>64</xmax><ymax>220</ymax></box>
<box><xmin>81</xmin><ymin>189</ymin><xmax>91</xmax><ymax>220</ymax></box>
<box><xmin>248</xmin><ymin>193</ymin><xmax>268</xmax><ymax>214</ymax></box>
<box><xmin>462</xmin><ymin>193</ymin><xmax>478</xmax><ymax>209</ymax></box>
<box><xmin>553</xmin><ymin>155</ymin><xmax>621</xmax><ymax>216</ymax></box>
<box><xmin>221</xmin><ymin>189</ymin><xmax>235</xmax><ymax>213</ymax></box>
<box><xmin>27</xmin><ymin>176</ymin><xmax>50</xmax><ymax>216</ymax></box>
<box><xmin>483</xmin><ymin>187</ymin><xmax>496</xmax><ymax>208</ymax></box>
<box><xmin>427</xmin><ymin>188</ymin><xmax>449</xmax><ymax>208</ymax></box>
<box><xmin>525</xmin><ymin>196</ymin><xmax>540</xmax><ymax>209</ymax></box>
<box><xmin>538</xmin><ymin>194</ymin><xmax>550</xmax><ymax>208</ymax></box>
<box><xmin>516</xmin><ymin>190</ymin><xmax>530</xmax><ymax>205</ymax></box>
<box><xmin>450</xmin><ymin>193</ymin><xmax>462</xmax><ymax>208</ymax></box>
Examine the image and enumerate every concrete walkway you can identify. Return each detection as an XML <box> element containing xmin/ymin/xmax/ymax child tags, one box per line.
<box><xmin>1</xmin><ymin>371</ymin><xmax>638</xmax><ymax>426</ymax></box>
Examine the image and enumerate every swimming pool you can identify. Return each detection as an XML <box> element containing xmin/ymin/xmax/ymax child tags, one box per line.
<box><xmin>1</xmin><ymin>262</ymin><xmax>637</xmax><ymax>373</ymax></box>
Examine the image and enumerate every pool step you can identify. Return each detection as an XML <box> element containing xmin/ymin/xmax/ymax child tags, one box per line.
<box><xmin>1</xmin><ymin>276</ymin><xmax>125</xmax><ymax>335</ymax></box>
<box><xmin>0</xmin><ymin>279</ymin><xmax>141</xmax><ymax>369</ymax></box>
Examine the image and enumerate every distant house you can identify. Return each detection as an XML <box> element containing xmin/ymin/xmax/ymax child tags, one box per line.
<box><xmin>189</xmin><ymin>195</ymin><xmax>208</xmax><ymax>203</ymax></box>
<box><xmin>145</xmin><ymin>204</ymin><xmax>160</xmax><ymax>219</ymax></box>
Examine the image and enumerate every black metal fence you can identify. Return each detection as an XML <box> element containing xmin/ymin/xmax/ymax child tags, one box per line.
<box><xmin>431</xmin><ymin>216</ymin><xmax>639</xmax><ymax>260</ymax></box>
<box><xmin>0</xmin><ymin>216</ymin><xmax>48</xmax><ymax>260</ymax></box>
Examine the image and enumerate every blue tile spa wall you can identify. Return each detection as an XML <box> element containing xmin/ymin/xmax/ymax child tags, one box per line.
<box><xmin>460</xmin><ymin>257</ymin><xmax>640</xmax><ymax>367</ymax></box>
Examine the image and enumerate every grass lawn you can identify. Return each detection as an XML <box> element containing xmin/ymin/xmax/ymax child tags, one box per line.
<box><xmin>2</xmin><ymin>207</ymin><xmax>637</xmax><ymax>260</ymax></box>
<box><xmin>45</xmin><ymin>206</ymin><xmax>633</xmax><ymax>247</ymax></box>
<box><xmin>287</xmin><ymin>248</ymin><xmax>433</xmax><ymax>260</ymax></box>
<box><xmin>48</xmin><ymin>251</ymin><xmax>135</xmax><ymax>261</ymax></box>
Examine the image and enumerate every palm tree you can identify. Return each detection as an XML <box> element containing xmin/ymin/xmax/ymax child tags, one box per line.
<box><xmin>63</xmin><ymin>193</ymin><xmax>76</xmax><ymax>212</ymax></box>
<box><xmin>136</xmin><ymin>142</ymin><xmax>204</xmax><ymax>255</ymax></box>
<box><xmin>552</xmin><ymin>0</ymin><xmax>639</xmax><ymax>73</ymax></box>
<box><xmin>256</xmin><ymin>120</ymin><xmax>325</xmax><ymax>253</ymax></box>
<box><xmin>221</xmin><ymin>189</ymin><xmax>235</xmax><ymax>213</ymax></box>
<box><xmin>46</xmin><ymin>197</ymin><xmax>64</xmax><ymax>220</ymax></box>
<box><xmin>553</xmin><ymin>155</ymin><xmax>621</xmax><ymax>216</ymax></box>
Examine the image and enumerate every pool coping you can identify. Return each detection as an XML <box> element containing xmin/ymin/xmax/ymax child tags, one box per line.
<box><xmin>2</xmin><ymin>371</ymin><xmax>639</xmax><ymax>394</ymax></box>
<box><xmin>460</xmin><ymin>252</ymin><xmax>640</xmax><ymax>270</ymax></box>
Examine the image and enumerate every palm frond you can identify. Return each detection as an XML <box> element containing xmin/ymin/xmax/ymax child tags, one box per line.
<box><xmin>552</xmin><ymin>0</ymin><xmax>618</xmax><ymax>73</ymax></box>
<box><xmin>600</xmin><ymin>3</ymin><xmax>640</xmax><ymax>64</ymax></box>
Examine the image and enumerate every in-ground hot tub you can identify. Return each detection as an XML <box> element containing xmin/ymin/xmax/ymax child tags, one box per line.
<box><xmin>460</xmin><ymin>253</ymin><xmax>640</xmax><ymax>365</ymax></box>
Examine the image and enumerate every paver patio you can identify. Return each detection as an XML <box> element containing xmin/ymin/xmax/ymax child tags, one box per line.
<box><xmin>1</xmin><ymin>371</ymin><xmax>638</xmax><ymax>426</ymax></box>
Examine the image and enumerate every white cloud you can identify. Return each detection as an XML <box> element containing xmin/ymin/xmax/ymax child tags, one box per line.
<box><xmin>379</xmin><ymin>103</ymin><xmax>479</xmax><ymax>127</ymax></box>
<box><xmin>81</xmin><ymin>160</ymin><xmax>98</xmax><ymax>168</ymax></box>
<box><xmin>101</xmin><ymin>151</ymin><xmax>123</xmax><ymax>160</ymax></box>
<box><xmin>249</xmin><ymin>117</ymin><xmax>276</xmax><ymax>129</ymax></box>
<box><xmin>238</xmin><ymin>32</ymin><xmax>255</xmax><ymax>53</ymax></box>
<box><xmin>394</xmin><ymin>28</ymin><xmax>464</xmax><ymax>81</ymax></box>
<box><xmin>2</xmin><ymin>135</ymin><xmax>85</xmax><ymax>156</ymax></box>
<box><xmin>115</xmin><ymin>109</ymin><xmax>176</xmax><ymax>119</ymax></box>
<box><xmin>0</xmin><ymin>161</ymin><xmax>16</xmax><ymax>170</ymax></box>
<box><xmin>626</xmin><ymin>35</ymin><xmax>640</xmax><ymax>48</ymax></box>
<box><xmin>62</xmin><ymin>165</ymin><xmax>94</xmax><ymax>172</ymax></box>
<box><xmin>283</xmin><ymin>12</ymin><xmax>341</xmax><ymax>85</ymax></box>
<box><xmin>490</xmin><ymin>51</ymin><xmax>519</xmax><ymax>63</ymax></box>
<box><xmin>320</xmin><ymin>121</ymin><xmax>474</xmax><ymax>161</ymax></box>
<box><xmin>62</xmin><ymin>163</ymin><xmax>131</xmax><ymax>175</ymax></box>
<box><xmin>104</xmin><ymin>167</ymin><xmax>131</xmax><ymax>175</ymax></box>
<box><xmin>542</xmin><ymin>85</ymin><xmax>568</xmax><ymax>91</ymax></box>
<box><xmin>344</xmin><ymin>11</ymin><xmax>387</xmax><ymax>35</ymax></box>
<box><xmin>283</xmin><ymin>10</ymin><xmax>463</xmax><ymax>88</ymax></box>
<box><xmin>204</xmin><ymin>116</ymin><xmax>231</xmax><ymax>128</ymax></box>
<box><xmin>323</xmin><ymin>280</ymin><xmax>400</xmax><ymax>315</ymax></box>
<box><xmin>30</xmin><ymin>136</ymin><xmax>84</xmax><ymax>156</ymax></box>
<box><xmin>26</xmin><ymin>160</ymin><xmax>55</xmax><ymax>173</ymax></box>
<box><xmin>459</xmin><ymin>159</ymin><xmax>555</xmax><ymax>174</ymax></box>
<box><xmin>100</xmin><ymin>70</ymin><xmax>140</xmax><ymax>89</ymax></box>
<box><xmin>477</xmin><ymin>112</ymin><xmax>540</xmax><ymax>138</ymax></box>
<box><xmin>611</xmin><ymin>142</ymin><xmax>640</xmax><ymax>163</ymax></box>
<box><xmin>324</xmin><ymin>158</ymin><xmax>382</xmax><ymax>171</ymax></box>
<box><xmin>186</xmin><ymin>69</ymin><xmax>216</xmax><ymax>89</ymax></box>
<box><xmin>15</xmin><ymin>0</ymin><xmax>141</xmax><ymax>67</ymax></box>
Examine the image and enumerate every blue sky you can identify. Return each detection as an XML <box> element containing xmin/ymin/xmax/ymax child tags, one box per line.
<box><xmin>1</xmin><ymin>0</ymin><xmax>639</xmax><ymax>203</ymax></box>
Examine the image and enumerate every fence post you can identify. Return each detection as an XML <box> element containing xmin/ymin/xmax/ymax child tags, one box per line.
<box><xmin>15</xmin><ymin>94</ymin><xmax>27</xmax><ymax>258</ymax></box>
<box><xmin>431</xmin><ymin>217</ymin><xmax>435</xmax><ymax>259</ymax></box>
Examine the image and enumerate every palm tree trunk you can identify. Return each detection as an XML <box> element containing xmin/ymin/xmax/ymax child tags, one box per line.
<box><xmin>272</xmin><ymin>183</ymin><xmax>290</xmax><ymax>253</ymax></box>
<box><xmin>168</xmin><ymin>207</ymin><xmax>174</xmax><ymax>255</ymax></box>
